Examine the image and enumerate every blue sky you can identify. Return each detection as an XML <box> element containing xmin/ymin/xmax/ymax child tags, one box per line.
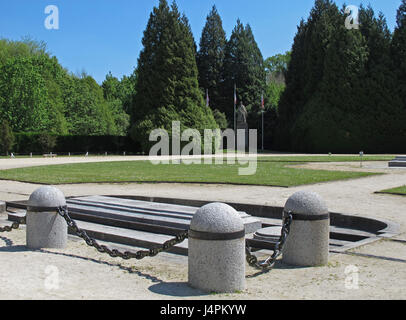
<box><xmin>0</xmin><ymin>0</ymin><xmax>401</xmax><ymax>84</ymax></box>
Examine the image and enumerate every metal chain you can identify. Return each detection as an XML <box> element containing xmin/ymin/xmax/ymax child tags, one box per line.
<box><xmin>56</xmin><ymin>206</ymin><xmax>188</xmax><ymax>260</ymax></box>
<box><xmin>246</xmin><ymin>211</ymin><xmax>293</xmax><ymax>271</ymax></box>
<box><xmin>0</xmin><ymin>221</ymin><xmax>21</xmax><ymax>233</ymax></box>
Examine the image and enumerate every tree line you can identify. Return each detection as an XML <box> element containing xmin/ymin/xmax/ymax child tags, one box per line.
<box><xmin>275</xmin><ymin>0</ymin><xmax>406</xmax><ymax>153</ymax></box>
<box><xmin>1</xmin><ymin>0</ymin><xmax>405</xmax><ymax>154</ymax></box>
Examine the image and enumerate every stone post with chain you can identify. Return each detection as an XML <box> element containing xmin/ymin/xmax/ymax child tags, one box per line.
<box><xmin>188</xmin><ymin>202</ymin><xmax>246</xmax><ymax>293</ymax></box>
<box><xmin>282</xmin><ymin>191</ymin><xmax>330</xmax><ymax>267</ymax></box>
<box><xmin>26</xmin><ymin>186</ymin><xmax>68</xmax><ymax>249</ymax></box>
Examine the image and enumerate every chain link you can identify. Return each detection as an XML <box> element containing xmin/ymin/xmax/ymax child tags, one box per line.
<box><xmin>246</xmin><ymin>211</ymin><xmax>293</xmax><ymax>271</ymax></box>
<box><xmin>0</xmin><ymin>221</ymin><xmax>21</xmax><ymax>233</ymax></box>
<box><xmin>2</xmin><ymin>204</ymin><xmax>292</xmax><ymax>275</ymax></box>
<box><xmin>56</xmin><ymin>206</ymin><xmax>188</xmax><ymax>260</ymax></box>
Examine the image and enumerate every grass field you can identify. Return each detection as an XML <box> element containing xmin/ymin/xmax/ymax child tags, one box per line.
<box><xmin>378</xmin><ymin>186</ymin><xmax>406</xmax><ymax>196</ymax></box>
<box><xmin>0</xmin><ymin>157</ymin><xmax>381</xmax><ymax>187</ymax></box>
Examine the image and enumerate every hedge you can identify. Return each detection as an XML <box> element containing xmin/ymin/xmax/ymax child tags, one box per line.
<box><xmin>12</xmin><ymin>133</ymin><xmax>141</xmax><ymax>154</ymax></box>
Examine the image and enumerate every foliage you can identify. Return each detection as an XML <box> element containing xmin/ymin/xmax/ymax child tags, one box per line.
<box><xmin>13</xmin><ymin>132</ymin><xmax>138</xmax><ymax>154</ymax></box>
<box><xmin>264</xmin><ymin>52</ymin><xmax>291</xmax><ymax>75</ymax></box>
<box><xmin>274</xmin><ymin>0</ymin><xmax>406</xmax><ymax>153</ymax></box>
<box><xmin>222</xmin><ymin>20</ymin><xmax>266</xmax><ymax>124</ymax></box>
<box><xmin>0</xmin><ymin>38</ymin><xmax>132</xmax><ymax>138</ymax></box>
<box><xmin>0</xmin><ymin>120</ymin><xmax>15</xmax><ymax>154</ymax></box>
<box><xmin>131</xmin><ymin>0</ymin><xmax>218</xmax><ymax>152</ymax></box>
<box><xmin>37</xmin><ymin>132</ymin><xmax>57</xmax><ymax>153</ymax></box>
<box><xmin>212</xmin><ymin>109</ymin><xmax>228</xmax><ymax>130</ymax></box>
<box><xmin>197</xmin><ymin>5</ymin><xmax>227</xmax><ymax>113</ymax></box>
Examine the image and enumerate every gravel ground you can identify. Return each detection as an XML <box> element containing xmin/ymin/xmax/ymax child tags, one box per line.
<box><xmin>0</xmin><ymin>156</ymin><xmax>405</xmax><ymax>300</ymax></box>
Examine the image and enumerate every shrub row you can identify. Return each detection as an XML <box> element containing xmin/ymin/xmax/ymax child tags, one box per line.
<box><xmin>12</xmin><ymin>133</ymin><xmax>141</xmax><ymax>154</ymax></box>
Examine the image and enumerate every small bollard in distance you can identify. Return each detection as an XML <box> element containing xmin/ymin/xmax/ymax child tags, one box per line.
<box><xmin>26</xmin><ymin>186</ymin><xmax>68</xmax><ymax>249</ymax></box>
<box><xmin>188</xmin><ymin>203</ymin><xmax>246</xmax><ymax>293</ymax></box>
<box><xmin>282</xmin><ymin>191</ymin><xmax>330</xmax><ymax>267</ymax></box>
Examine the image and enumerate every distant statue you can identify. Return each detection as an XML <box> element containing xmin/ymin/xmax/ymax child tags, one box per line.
<box><xmin>237</xmin><ymin>101</ymin><xmax>248</xmax><ymax>124</ymax></box>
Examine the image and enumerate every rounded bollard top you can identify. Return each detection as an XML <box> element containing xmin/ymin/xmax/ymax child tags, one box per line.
<box><xmin>28</xmin><ymin>186</ymin><xmax>66</xmax><ymax>208</ymax></box>
<box><xmin>284</xmin><ymin>191</ymin><xmax>328</xmax><ymax>216</ymax></box>
<box><xmin>191</xmin><ymin>203</ymin><xmax>244</xmax><ymax>234</ymax></box>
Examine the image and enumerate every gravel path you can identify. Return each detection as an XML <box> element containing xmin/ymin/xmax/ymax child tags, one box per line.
<box><xmin>0</xmin><ymin>156</ymin><xmax>405</xmax><ymax>300</ymax></box>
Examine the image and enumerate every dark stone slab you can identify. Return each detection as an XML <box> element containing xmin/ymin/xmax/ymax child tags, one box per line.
<box><xmin>67</xmin><ymin>196</ymin><xmax>262</xmax><ymax>233</ymax></box>
<box><xmin>66</xmin><ymin>196</ymin><xmax>262</xmax><ymax>234</ymax></box>
<box><xmin>389</xmin><ymin>156</ymin><xmax>406</xmax><ymax>167</ymax></box>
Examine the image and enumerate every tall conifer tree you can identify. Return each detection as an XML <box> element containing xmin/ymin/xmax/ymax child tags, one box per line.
<box><xmin>275</xmin><ymin>0</ymin><xmax>339</xmax><ymax>150</ymax></box>
<box><xmin>197</xmin><ymin>5</ymin><xmax>227</xmax><ymax>113</ymax></box>
<box><xmin>131</xmin><ymin>0</ymin><xmax>217</xmax><ymax>151</ymax></box>
<box><xmin>392</xmin><ymin>0</ymin><xmax>406</xmax><ymax>103</ymax></box>
<box><xmin>222</xmin><ymin>20</ymin><xmax>266</xmax><ymax>125</ymax></box>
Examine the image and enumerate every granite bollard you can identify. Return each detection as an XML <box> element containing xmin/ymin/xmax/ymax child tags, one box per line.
<box><xmin>282</xmin><ymin>191</ymin><xmax>330</xmax><ymax>267</ymax></box>
<box><xmin>188</xmin><ymin>203</ymin><xmax>246</xmax><ymax>293</ymax></box>
<box><xmin>26</xmin><ymin>186</ymin><xmax>68</xmax><ymax>249</ymax></box>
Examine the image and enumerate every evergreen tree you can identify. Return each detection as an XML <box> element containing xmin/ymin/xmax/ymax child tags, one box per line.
<box><xmin>392</xmin><ymin>0</ymin><xmax>406</xmax><ymax>103</ymax></box>
<box><xmin>292</xmin><ymin>4</ymin><xmax>369</xmax><ymax>152</ymax></box>
<box><xmin>131</xmin><ymin>0</ymin><xmax>217</xmax><ymax>151</ymax></box>
<box><xmin>274</xmin><ymin>20</ymin><xmax>308</xmax><ymax>150</ymax></box>
<box><xmin>357</xmin><ymin>6</ymin><xmax>404</xmax><ymax>152</ymax></box>
<box><xmin>390</xmin><ymin>0</ymin><xmax>406</xmax><ymax>149</ymax></box>
<box><xmin>276</xmin><ymin>1</ymin><xmax>405</xmax><ymax>153</ymax></box>
<box><xmin>197</xmin><ymin>5</ymin><xmax>227</xmax><ymax>114</ymax></box>
<box><xmin>222</xmin><ymin>20</ymin><xmax>266</xmax><ymax>127</ymax></box>
<box><xmin>275</xmin><ymin>0</ymin><xmax>347</xmax><ymax>151</ymax></box>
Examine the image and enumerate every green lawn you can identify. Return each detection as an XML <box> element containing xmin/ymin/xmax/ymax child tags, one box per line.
<box><xmin>378</xmin><ymin>186</ymin><xmax>406</xmax><ymax>196</ymax></box>
<box><xmin>0</xmin><ymin>158</ymin><xmax>380</xmax><ymax>187</ymax></box>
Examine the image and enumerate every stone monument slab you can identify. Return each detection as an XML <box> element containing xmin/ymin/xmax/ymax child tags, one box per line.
<box><xmin>389</xmin><ymin>156</ymin><xmax>406</xmax><ymax>168</ymax></box>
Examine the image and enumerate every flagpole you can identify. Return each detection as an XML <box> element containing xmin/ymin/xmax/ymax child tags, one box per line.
<box><xmin>262</xmin><ymin>110</ymin><xmax>264</xmax><ymax>151</ymax></box>
<box><xmin>261</xmin><ymin>92</ymin><xmax>264</xmax><ymax>152</ymax></box>
<box><xmin>234</xmin><ymin>84</ymin><xmax>237</xmax><ymax>151</ymax></box>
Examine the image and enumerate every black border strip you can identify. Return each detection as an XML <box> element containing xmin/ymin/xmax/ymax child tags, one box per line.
<box><xmin>189</xmin><ymin>229</ymin><xmax>245</xmax><ymax>241</ymax></box>
<box><xmin>291</xmin><ymin>213</ymin><xmax>330</xmax><ymax>221</ymax></box>
<box><xmin>27</xmin><ymin>205</ymin><xmax>67</xmax><ymax>212</ymax></box>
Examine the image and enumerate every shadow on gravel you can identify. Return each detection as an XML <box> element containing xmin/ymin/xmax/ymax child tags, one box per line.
<box><xmin>39</xmin><ymin>249</ymin><xmax>166</xmax><ymax>283</ymax></box>
<box><xmin>0</xmin><ymin>236</ymin><xmax>14</xmax><ymax>247</ymax></box>
<box><xmin>149</xmin><ymin>281</ymin><xmax>207</xmax><ymax>297</ymax></box>
<box><xmin>0</xmin><ymin>242</ymin><xmax>166</xmax><ymax>283</ymax></box>
<box><xmin>246</xmin><ymin>260</ymin><xmax>309</xmax><ymax>278</ymax></box>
